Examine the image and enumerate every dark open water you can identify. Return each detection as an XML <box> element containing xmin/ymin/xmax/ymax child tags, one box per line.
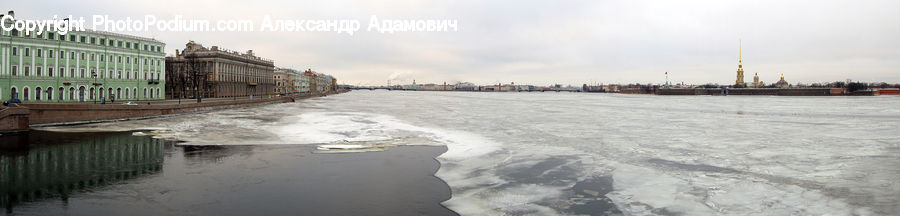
<box><xmin>0</xmin><ymin>130</ymin><xmax>456</xmax><ymax>215</ymax></box>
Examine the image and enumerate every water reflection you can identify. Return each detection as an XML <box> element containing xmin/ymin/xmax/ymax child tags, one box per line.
<box><xmin>0</xmin><ymin>131</ymin><xmax>166</xmax><ymax>213</ymax></box>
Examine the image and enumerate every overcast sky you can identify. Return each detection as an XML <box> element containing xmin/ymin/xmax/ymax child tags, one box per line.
<box><xmin>9</xmin><ymin>0</ymin><xmax>900</xmax><ymax>86</ymax></box>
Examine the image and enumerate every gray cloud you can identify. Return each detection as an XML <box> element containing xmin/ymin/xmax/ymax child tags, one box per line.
<box><xmin>9</xmin><ymin>0</ymin><xmax>899</xmax><ymax>85</ymax></box>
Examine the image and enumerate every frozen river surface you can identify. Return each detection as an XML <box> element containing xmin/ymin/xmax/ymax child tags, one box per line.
<box><xmin>52</xmin><ymin>91</ymin><xmax>900</xmax><ymax>215</ymax></box>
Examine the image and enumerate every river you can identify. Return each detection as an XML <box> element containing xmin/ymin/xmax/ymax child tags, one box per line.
<box><xmin>17</xmin><ymin>91</ymin><xmax>900</xmax><ymax>215</ymax></box>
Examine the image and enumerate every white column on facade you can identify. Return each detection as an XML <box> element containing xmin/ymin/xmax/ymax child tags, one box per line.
<box><xmin>55</xmin><ymin>49</ymin><xmax>59</xmax><ymax>78</ymax></box>
<box><xmin>76</xmin><ymin>52</ymin><xmax>80</xmax><ymax>78</ymax></box>
<box><xmin>85</xmin><ymin>53</ymin><xmax>90</xmax><ymax>79</ymax></box>
<box><xmin>104</xmin><ymin>53</ymin><xmax>108</xmax><ymax>78</ymax></box>
<box><xmin>18</xmin><ymin>46</ymin><xmax>23</xmax><ymax>77</ymax></box>
<box><xmin>31</xmin><ymin>47</ymin><xmax>35</xmax><ymax>77</ymax></box>
<box><xmin>1</xmin><ymin>46</ymin><xmax>5</xmax><ymax>75</ymax></box>
<box><xmin>43</xmin><ymin>48</ymin><xmax>47</xmax><ymax>77</ymax></box>
<box><xmin>65</xmin><ymin>51</ymin><xmax>70</xmax><ymax>78</ymax></box>
<box><xmin>95</xmin><ymin>53</ymin><xmax>99</xmax><ymax>79</ymax></box>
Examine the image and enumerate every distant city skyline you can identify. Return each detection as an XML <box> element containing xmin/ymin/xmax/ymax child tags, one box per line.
<box><xmin>8</xmin><ymin>0</ymin><xmax>900</xmax><ymax>86</ymax></box>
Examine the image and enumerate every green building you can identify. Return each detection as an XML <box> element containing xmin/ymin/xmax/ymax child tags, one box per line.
<box><xmin>1</xmin><ymin>11</ymin><xmax>166</xmax><ymax>103</ymax></box>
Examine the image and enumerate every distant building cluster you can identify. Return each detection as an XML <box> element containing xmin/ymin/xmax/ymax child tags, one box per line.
<box><xmin>733</xmin><ymin>40</ymin><xmax>790</xmax><ymax>89</ymax></box>
<box><xmin>0</xmin><ymin>11</ymin><xmax>338</xmax><ymax>104</ymax></box>
<box><xmin>274</xmin><ymin>68</ymin><xmax>336</xmax><ymax>95</ymax></box>
<box><xmin>362</xmin><ymin>80</ymin><xmax>587</xmax><ymax>92</ymax></box>
<box><xmin>165</xmin><ymin>41</ymin><xmax>338</xmax><ymax>99</ymax></box>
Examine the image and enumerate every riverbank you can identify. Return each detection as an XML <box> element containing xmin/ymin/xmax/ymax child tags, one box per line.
<box><xmin>0</xmin><ymin>90</ymin><xmax>348</xmax><ymax>132</ymax></box>
<box><xmin>1</xmin><ymin>130</ymin><xmax>457</xmax><ymax>215</ymax></box>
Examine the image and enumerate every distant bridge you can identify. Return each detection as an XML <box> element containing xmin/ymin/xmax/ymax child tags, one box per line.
<box><xmin>348</xmin><ymin>87</ymin><xmax>407</xmax><ymax>91</ymax></box>
<box><xmin>347</xmin><ymin>87</ymin><xmax>582</xmax><ymax>92</ymax></box>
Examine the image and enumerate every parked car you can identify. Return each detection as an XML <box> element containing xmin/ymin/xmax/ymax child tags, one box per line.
<box><xmin>3</xmin><ymin>98</ymin><xmax>21</xmax><ymax>106</ymax></box>
<box><xmin>122</xmin><ymin>101</ymin><xmax>138</xmax><ymax>105</ymax></box>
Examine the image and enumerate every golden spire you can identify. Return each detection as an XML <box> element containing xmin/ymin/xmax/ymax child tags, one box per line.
<box><xmin>735</xmin><ymin>39</ymin><xmax>745</xmax><ymax>86</ymax></box>
<box><xmin>739</xmin><ymin>39</ymin><xmax>742</xmax><ymax>62</ymax></box>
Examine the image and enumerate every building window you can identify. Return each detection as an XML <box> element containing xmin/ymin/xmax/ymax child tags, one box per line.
<box><xmin>48</xmin><ymin>67</ymin><xmax>54</xmax><ymax>77</ymax></box>
<box><xmin>126</xmin><ymin>57</ymin><xmax>130</xmax><ymax>64</ymax></box>
<box><xmin>59</xmin><ymin>50</ymin><xmax>64</xmax><ymax>59</ymax></box>
<box><xmin>36</xmin><ymin>67</ymin><xmax>42</xmax><ymax>76</ymax></box>
<box><xmin>81</xmin><ymin>52</ymin><xmax>86</xmax><ymax>60</ymax></box>
<box><xmin>71</xmin><ymin>52</ymin><xmax>75</xmax><ymax>59</ymax></box>
<box><xmin>58</xmin><ymin>87</ymin><xmax>64</xmax><ymax>100</ymax></box>
<box><xmin>48</xmin><ymin>32</ymin><xmax>55</xmax><ymax>39</ymax></box>
<box><xmin>24</xmin><ymin>48</ymin><xmax>30</xmax><ymax>57</ymax></box>
<box><xmin>36</xmin><ymin>87</ymin><xmax>42</xmax><ymax>100</ymax></box>
<box><xmin>118</xmin><ymin>56</ymin><xmax>122</xmax><ymax>63</ymax></box>
<box><xmin>11</xmin><ymin>47</ymin><xmax>16</xmax><ymax>56</ymax></box>
<box><xmin>23</xmin><ymin>87</ymin><xmax>29</xmax><ymax>101</ymax></box>
<box><xmin>49</xmin><ymin>49</ymin><xmax>54</xmax><ymax>58</ymax></box>
<box><xmin>101</xmin><ymin>54</ymin><xmax>105</xmax><ymax>61</ymax></box>
<box><xmin>90</xmin><ymin>37</ymin><xmax>96</xmax><ymax>44</ymax></box>
<box><xmin>11</xmin><ymin>66</ymin><xmax>17</xmax><ymax>76</ymax></box>
<box><xmin>100</xmin><ymin>38</ymin><xmax>105</xmax><ymax>45</ymax></box>
<box><xmin>69</xmin><ymin>35</ymin><xmax>75</xmax><ymax>42</ymax></box>
<box><xmin>37</xmin><ymin>49</ymin><xmax>42</xmax><ymax>57</ymax></box>
<box><xmin>24</xmin><ymin>66</ymin><xmax>30</xmax><ymax>76</ymax></box>
<box><xmin>9</xmin><ymin>87</ymin><xmax>16</xmax><ymax>100</ymax></box>
<box><xmin>80</xmin><ymin>36</ymin><xmax>86</xmax><ymax>43</ymax></box>
<box><xmin>70</xmin><ymin>68</ymin><xmax>75</xmax><ymax>77</ymax></box>
<box><xmin>81</xmin><ymin>68</ymin><xmax>86</xmax><ymax>77</ymax></box>
<box><xmin>47</xmin><ymin>87</ymin><xmax>53</xmax><ymax>100</ymax></box>
<box><xmin>90</xmin><ymin>54</ymin><xmax>95</xmax><ymax>61</ymax></box>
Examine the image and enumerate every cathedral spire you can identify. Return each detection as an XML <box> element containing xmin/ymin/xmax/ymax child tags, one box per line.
<box><xmin>735</xmin><ymin>39</ymin><xmax>745</xmax><ymax>86</ymax></box>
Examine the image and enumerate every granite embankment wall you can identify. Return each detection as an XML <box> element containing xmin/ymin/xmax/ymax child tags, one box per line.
<box><xmin>0</xmin><ymin>105</ymin><xmax>30</xmax><ymax>132</ymax></box>
<box><xmin>656</xmin><ymin>88</ymin><xmax>841</xmax><ymax>96</ymax></box>
<box><xmin>0</xmin><ymin>90</ymin><xmax>345</xmax><ymax>132</ymax></box>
